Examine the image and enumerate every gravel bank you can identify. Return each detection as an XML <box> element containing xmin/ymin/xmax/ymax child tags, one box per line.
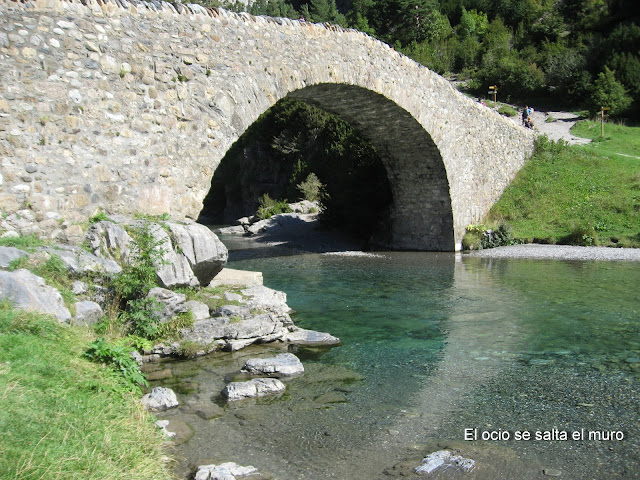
<box><xmin>464</xmin><ymin>244</ymin><xmax>640</xmax><ymax>261</ymax></box>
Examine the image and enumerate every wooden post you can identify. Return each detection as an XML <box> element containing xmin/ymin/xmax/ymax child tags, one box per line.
<box><xmin>601</xmin><ymin>107</ymin><xmax>610</xmax><ymax>137</ymax></box>
<box><xmin>488</xmin><ymin>85</ymin><xmax>498</xmax><ymax>103</ymax></box>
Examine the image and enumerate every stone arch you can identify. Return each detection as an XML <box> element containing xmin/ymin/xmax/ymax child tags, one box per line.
<box><xmin>287</xmin><ymin>84</ymin><xmax>454</xmax><ymax>251</ymax></box>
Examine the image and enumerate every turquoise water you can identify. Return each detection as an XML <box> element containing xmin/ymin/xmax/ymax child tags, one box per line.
<box><xmin>155</xmin><ymin>247</ymin><xmax>640</xmax><ymax>479</ymax></box>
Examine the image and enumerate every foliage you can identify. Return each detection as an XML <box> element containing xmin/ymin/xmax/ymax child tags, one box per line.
<box><xmin>462</xmin><ymin>223</ymin><xmax>517</xmax><ymax>250</ymax></box>
<box><xmin>297</xmin><ymin>172</ymin><xmax>323</xmax><ymax>202</ymax></box>
<box><xmin>89</xmin><ymin>210</ymin><xmax>113</xmax><ymax>224</ymax></box>
<box><xmin>112</xmin><ymin>221</ymin><xmax>166</xmax><ymax>301</ymax></box>
<box><xmin>256</xmin><ymin>193</ymin><xmax>293</xmax><ymax>220</ymax></box>
<box><xmin>84</xmin><ymin>338</ymin><xmax>149</xmax><ymax>392</ymax></box>
<box><xmin>158</xmin><ymin>310</ymin><xmax>195</xmax><ymax>340</ymax></box>
<box><xmin>119</xmin><ymin>297</ymin><xmax>163</xmax><ymax>339</ymax></box>
<box><xmin>587</xmin><ymin>66</ymin><xmax>633</xmax><ymax>117</ymax></box>
<box><xmin>0</xmin><ymin>302</ymin><xmax>172</xmax><ymax>479</ymax></box>
<box><xmin>109</xmin><ymin>221</ymin><xmax>169</xmax><ymax>340</ymax></box>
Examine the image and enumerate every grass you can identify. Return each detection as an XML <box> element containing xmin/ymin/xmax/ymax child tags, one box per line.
<box><xmin>0</xmin><ymin>301</ymin><xmax>175</xmax><ymax>480</ymax></box>
<box><xmin>487</xmin><ymin>133</ymin><xmax>640</xmax><ymax>247</ymax></box>
<box><xmin>0</xmin><ymin>235</ymin><xmax>46</xmax><ymax>249</ymax></box>
<box><xmin>571</xmin><ymin>120</ymin><xmax>640</xmax><ymax>161</ymax></box>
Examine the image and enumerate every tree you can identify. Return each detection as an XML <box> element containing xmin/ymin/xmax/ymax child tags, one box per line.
<box><xmin>588</xmin><ymin>66</ymin><xmax>632</xmax><ymax>116</ymax></box>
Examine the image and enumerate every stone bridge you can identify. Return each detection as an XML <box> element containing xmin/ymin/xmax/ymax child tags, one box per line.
<box><xmin>0</xmin><ymin>0</ymin><xmax>535</xmax><ymax>251</ymax></box>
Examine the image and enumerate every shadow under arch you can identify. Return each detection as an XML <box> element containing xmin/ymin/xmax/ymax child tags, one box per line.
<box><xmin>288</xmin><ymin>84</ymin><xmax>455</xmax><ymax>251</ymax></box>
<box><xmin>202</xmin><ymin>83</ymin><xmax>455</xmax><ymax>251</ymax></box>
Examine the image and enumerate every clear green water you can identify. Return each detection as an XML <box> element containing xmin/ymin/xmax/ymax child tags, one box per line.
<box><xmin>155</xmin><ymin>248</ymin><xmax>640</xmax><ymax>479</ymax></box>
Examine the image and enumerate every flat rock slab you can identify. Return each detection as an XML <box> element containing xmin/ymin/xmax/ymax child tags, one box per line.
<box><xmin>283</xmin><ymin>327</ymin><xmax>340</xmax><ymax>346</ymax></box>
<box><xmin>242</xmin><ymin>352</ymin><xmax>304</xmax><ymax>377</ymax></box>
<box><xmin>209</xmin><ymin>268</ymin><xmax>263</xmax><ymax>287</ymax></box>
<box><xmin>221</xmin><ymin>378</ymin><xmax>286</xmax><ymax>401</ymax></box>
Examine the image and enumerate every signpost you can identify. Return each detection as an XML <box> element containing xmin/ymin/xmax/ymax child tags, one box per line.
<box><xmin>488</xmin><ymin>85</ymin><xmax>498</xmax><ymax>103</ymax></box>
<box><xmin>601</xmin><ymin>107</ymin><xmax>610</xmax><ymax>137</ymax></box>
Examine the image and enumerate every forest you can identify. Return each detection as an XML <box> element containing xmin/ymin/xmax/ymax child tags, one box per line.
<box><xmin>200</xmin><ymin>0</ymin><xmax>640</xmax><ymax>118</ymax></box>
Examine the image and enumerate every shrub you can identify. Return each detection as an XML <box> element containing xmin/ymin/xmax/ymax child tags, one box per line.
<box><xmin>558</xmin><ymin>224</ymin><xmax>599</xmax><ymax>246</ymax></box>
<box><xmin>84</xmin><ymin>338</ymin><xmax>148</xmax><ymax>392</ymax></box>
<box><xmin>297</xmin><ymin>172</ymin><xmax>323</xmax><ymax>202</ymax></box>
<box><xmin>256</xmin><ymin>193</ymin><xmax>293</xmax><ymax>220</ymax></box>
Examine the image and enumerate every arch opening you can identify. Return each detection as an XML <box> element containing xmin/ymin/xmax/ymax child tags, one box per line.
<box><xmin>200</xmin><ymin>84</ymin><xmax>455</xmax><ymax>251</ymax></box>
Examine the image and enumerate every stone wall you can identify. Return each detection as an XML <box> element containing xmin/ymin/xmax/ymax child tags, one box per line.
<box><xmin>0</xmin><ymin>0</ymin><xmax>535</xmax><ymax>250</ymax></box>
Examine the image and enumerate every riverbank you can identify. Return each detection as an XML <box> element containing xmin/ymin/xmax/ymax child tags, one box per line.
<box><xmin>465</xmin><ymin>244</ymin><xmax>640</xmax><ymax>261</ymax></box>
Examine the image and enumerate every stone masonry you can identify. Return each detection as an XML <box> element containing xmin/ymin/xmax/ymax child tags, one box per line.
<box><xmin>0</xmin><ymin>0</ymin><xmax>535</xmax><ymax>251</ymax></box>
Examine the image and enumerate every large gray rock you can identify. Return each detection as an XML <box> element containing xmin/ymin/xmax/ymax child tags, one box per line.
<box><xmin>85</xmin><ymin>220</ymin><xmax>133</xmax><ymax>264</ymax></box>
<box><xmin>166</xmin><ymin>222</ymin><xmax>228</xmax><ymax>286</ymax></box>
<box><xmin>141</xmin><ymin>386</ymin><xmax>179</xmax><ymax>411</ymax></box>
<box><xmin>242</xmin><ymin>352</ymin><xmax>304</xmax><ymax>377</ymax></box>
<box><xmin>147</xmin><ymin>222</ymin><xmax>200</xmax><ymax>289</ymax></box>
<box><xmin>41</xmin><ymin>246</ymin><xmax>122</xmax><ymax>275</ymax></box>
<box><xmin>72</xmin><ymin>300</ymin><xmax>104</xmax><ymax>326</ymax></box>
<box><xmin>0</xmin><ymin>246</ymin><xmax>28</xmax><ymax>268</ymax></box>
<box><xmin>0</xmin><ymin>269</ymin><xmax>71</xmax><ymax>322</ymax></box>
<box><xmin>146</xmin><ymin>287</ymin><xmax>187</xmax><ymax>323</ymax></box>
<box><xmin>185</xmin><ymin>300</ymin><xmax>210</xmax><ymax>320</ymax></box>
<box><xmin>242</xmin><ymin>285</ymin><xmax>292</xmax><ymax>314</ymax></box>
<box><xmin>221</xmin><ymin>378</ymin><xmax>286</xmax><ymax>401</ymax></box>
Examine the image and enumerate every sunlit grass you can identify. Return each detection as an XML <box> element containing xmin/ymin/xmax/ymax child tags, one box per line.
<box><xmin>0</xmin><ymin>301</ymin><xmax>175</xmax><ymax>480</ymax></box>
<box><xmin>488</xmin><ymin>135</ymin><xmax>640</xmax><ymax>247</ymax></box>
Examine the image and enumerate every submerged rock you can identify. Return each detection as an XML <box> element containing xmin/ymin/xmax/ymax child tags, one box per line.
<box><xmin>414</xmin><ymin>450</ymin><xmax>476</xmax><ymax>475</ymax></box>
<box><xmin>221</xmin><ymin>378</ymin><xmax>286</xmax><ymax>401</ymax></box>
<box><xmin>141</xmin><ymin>386</ymin><xmax>179</xmax><ymax>411</ymax></box>
<box><xmin>195</xmin><ymin>462</ymin><xmax>259</xmax><ymax>480</ymax></box>
<box><xmin>283</xmin><ymin>327</ymin><xmax>341</xmax><ymax>346</ymax></box>
<box><xmin>242</xmin><ymin>352</ymin><xmax>304</xmax><ymax>377</ymax></box>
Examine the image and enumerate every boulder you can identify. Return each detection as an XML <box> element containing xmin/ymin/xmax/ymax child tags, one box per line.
<box><xmin>41</xmin><ymin>246</ymin><xmax>122</xmax><ymax>275</ymax></box>
<box><xmin>195</xmin><ymin>462</ymin><xmax>259</xmax><ymax>480</ymax></box>
<box><xmin>221</xmin><ymin>378</ymin><xmax>286</xmax><ymax>401</ymax></box>
<box><xmin>0</xmin><ymin>246</ymin><xmax>28</xmax><ymax>268</ymax></box>
<box><xmin>85</xmin><ymin>220</ymin><xmax>133</xmax><ymax>264</ymax></box>
<box><xmin>242</xmin><ymin>352</ymin><xmax>304</xmax><ymax>377</ymax></box>
<box><xmin>185</xmin><ymin>300</ymin><xmax>210</xmax><ymax>320</ymax></box>
<box><xmin>166</xmin><ymin>222</ymin><xmax>228</xmax><ymax>286</ymax></box>
<box><xmin>146</xmin><ymin>287</ymin><xmax>187</xmax><ymax>323</ymax></box>
<box><xmin>242</xmin><ymin>285</ymin><xmax>292</xmax><ymax>314</ymax></box>
<box><xmin>72</xmin><ymin>300</ymin><xmax>103</xmax><ymax>326</ymax></box>
<box><xmin>0</xmin><ymin>269</ymin><xmax>71</xmax><ymax>322</ymax></box>
<box><xmin>147</xmin><ymin>222</ymin><xmax>199</xmax><ymax>289</ymax></box>
<box><xmin>141</xmin><ymin>386</ymin><xmax>179</xmax><ymax>411</ymax></box>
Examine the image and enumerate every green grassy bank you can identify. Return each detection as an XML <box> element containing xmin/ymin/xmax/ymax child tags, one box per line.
<box><xmin>484</xmin><ymin>121</ymin><xmax>640</xmax><ymax>248</ymax></box>
<box><xmin>0</xmin><ymin>301</ymin><xmax>174</xmax><ymax>480</ymax></box>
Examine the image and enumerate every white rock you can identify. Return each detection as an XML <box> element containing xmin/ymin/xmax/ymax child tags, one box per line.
<box><xmin>221</xmin><ymin>378</ymin><xmax>285</xmax><ymax>401</ymax></box>
<box><xmin>141</xmin><ymin>387</ymin><xmax>179</xmax><ymax>411</ymax></box>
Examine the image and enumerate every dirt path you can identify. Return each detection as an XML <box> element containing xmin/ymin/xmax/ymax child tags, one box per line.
<box><xmin>524</xmin><ymin>110</ymin><xmax>591</xmax><ymax>145</ymax></box>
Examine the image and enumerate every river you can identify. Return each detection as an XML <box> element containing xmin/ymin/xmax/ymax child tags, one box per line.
<box><xmin>153</xmin><ymin>240</ymin><xmax>640</xmax><ymax>479</ymax></box>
